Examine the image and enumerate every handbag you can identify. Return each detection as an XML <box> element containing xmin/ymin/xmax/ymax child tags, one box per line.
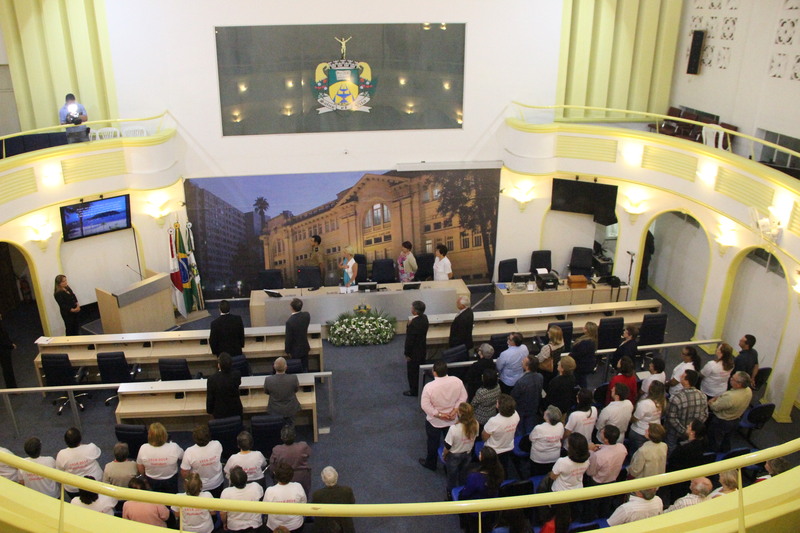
<box><xmin>540</xmin><ymin>356</ymin><xmax>554</xmax><ymax>373</ymax></box>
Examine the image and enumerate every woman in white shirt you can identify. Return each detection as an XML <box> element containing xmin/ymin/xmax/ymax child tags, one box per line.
<box><xmin>564</xmin><ymin>389</ymin><xmax>598</xmax><ymax>445</ymax></box>
<box><xmin>629</xmin><ymin>380</ymin><xmax>667</xmax><ymax>454</ymax></box>
<box><xmin>700</xmin><ymin>343</ymin><xmax>735</xmax><ymax>398</ymax></box>
<box><xmin>433</xmin><ymin>243</ymin><xmax>453</xmax><ymax>281</ymax></box>
<box><xmin>220</xmin><ymin>466</ymin><xmax>264</xmax><ymax>532</ymax></box>
<box><xmin>443</xmin><ymin>402</ymin><xmax>479</xmax><ymax>494</ymax></box>
<box><xmin>340</xmin><ymin>246</ymin><xmax>358</xmax><ymax>287</ymax></box>
<box><xmin>137</xmin><ymin>422</ymin><xmax>184</xmax><ymax>493</ymax></box>
<box><xmin>263</xmin><ymin>462</ymin><xmax>307</xmax><ymax>532</ymax></box>
<box><xmin>529</xmin><ymin>405</ymin><xmax>564</xmax><ymax>475</ymax></box>
<box><xmin>171</xmin><ymin>472</ymin><xmax>214</xmax><ymax>533</ymax></box>
<box><xmin>549</xmin><ymin>433</ymin><xmax>590</xmax><ymax>492</ymax></box>
<box><xmin>180</xmin><ymin>424</ymin><xmax>224</xmax><ymax>498</ymax></box>
<box><xmin>482</xmin><ymin>394</ymin><xmax>520</xmax><ymax>477</ymax></box>
<box><xmin>668</xmin><ymin>346</ymin><xmax>702</xmax><ymax>396</ymax></box>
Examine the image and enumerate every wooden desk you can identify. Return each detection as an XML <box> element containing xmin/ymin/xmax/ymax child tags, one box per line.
<box><xmin>494</xmin><ymin>283</ymin><xmax>629</xmax><ymax>310</ymax></box>
<box><xmin>34</xmin><ymin>325</ymin><xmax>324</xmax><ymax>387</ymax></box>
<box><xmin>250</xmin><ymin>280</ymin><xmax>470</xmax><ymax>332</ymax></box>
<box><xmin>115</xmin><ymin>375</ymin><xmax>319</xmax><ymax>441</ymax></box>
<box><xmin>425</xmin><ymin>299</ymin><xmax>662</xmax><ymax>352</ymax></box>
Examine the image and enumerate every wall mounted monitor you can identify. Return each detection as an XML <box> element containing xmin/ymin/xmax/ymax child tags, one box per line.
<box><xmin>550</xmin><ymin>178</ymin><xmax>618</xmax><ymax>225</ymax></box>
<box><xmin>60</xmin><ymin>194</ymin><xmax>132</xmax><ymax>242</ymax></box>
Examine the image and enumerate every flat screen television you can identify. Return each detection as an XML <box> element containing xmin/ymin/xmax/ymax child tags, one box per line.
<box><xmin>60</xmin><ymin>194</ymin><xmax>132</xmax><ymax>242</ymax></box>
<box><xmin>551</xmin><ymin>178</ymin><xmax>618</xmax><ymax>225</ymax></box>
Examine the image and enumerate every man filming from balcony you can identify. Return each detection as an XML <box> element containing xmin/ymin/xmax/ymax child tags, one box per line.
<box><xmin>59</xmin><ymin>93</ymin><xmax>88</xmax><ymax>125</ymax></box>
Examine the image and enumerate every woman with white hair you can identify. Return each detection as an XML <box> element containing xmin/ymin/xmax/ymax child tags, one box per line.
<box><xmin>340</xmin><ymin>246</ymin><xmax>358</xmax><ymax>287</ymax></box>
<box><xmin>529</xmin><ymin>405</ymin><xmax>565</xmax><ymax>476</ymax></box>
<box><xmin>311</xmin><ymin>466</ymin><xmax>356</xmax><ymax>533</ymax></box>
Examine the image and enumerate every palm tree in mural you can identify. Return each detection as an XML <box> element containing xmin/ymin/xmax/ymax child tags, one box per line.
<box><xmin>253</xmin><ymin>196</ymin><xmax>270</xmax><ymax>231</ymax></box>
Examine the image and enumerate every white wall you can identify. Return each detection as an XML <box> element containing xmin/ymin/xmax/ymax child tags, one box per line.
<box><xmin>541</xmin><ymin>210</ymin><xmax>597</xmax><ymax>275</ymax></box>
<box><xmin>722</xmin><ymin>253</ymin><xmax>789</xmax><ymax>371</ymax></box>
<box><xmin>650</xmin><ymin>212</ymin><xmax>710</xmax><ymax>321</ymax></box>
<box><xmin>102</xmin><ymin>0</ymin><xmax>563</xmax><ymax>178</ymax></box>
<box><xmin>671</xmin><ymin>0</ymin><xmax>800</xmax><ymax>143</ymax></box>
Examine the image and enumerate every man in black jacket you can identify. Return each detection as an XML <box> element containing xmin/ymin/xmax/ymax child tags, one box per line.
<box><xmin>285</xmin><ymin>298</ymin><xmax>311</xmax><ymax>372</ymax></box>
<box><xmin>403</xmin><ymin>300</ymin><xmax>429</xmax><ymax>397</ymax></box>
<box><xmin>0</xmin><ymin>313</ymin><xmax>17</xmax><ymax>388</ymax></box>
<box><xmin>448</xmin><ymin>295</ymin><xmax>474</xmax><ymax>351</ymax></box>
<box><xmin>209</xmin><ymin>300</ymin><xmax>244</xmax><ymax>356</ymax></box>
<box><xmin>206</xmin><ymin>353</ymin><xmax>242</xmax><ymax>419</ymax></box>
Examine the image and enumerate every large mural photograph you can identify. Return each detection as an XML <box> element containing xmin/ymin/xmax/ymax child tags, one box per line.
<box><xmin>215</xmin><ymin>23</ymin><xmax>466</xmax><ymax>135</ymax></box>
<box><xmin>184</xmin><ymin>168</ymin><xmax>500</xmax><ymax>299</ymax></box>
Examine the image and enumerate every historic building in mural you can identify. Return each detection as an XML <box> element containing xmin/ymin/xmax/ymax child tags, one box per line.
<box><xmin>260</xmin><ymin>170</ymin><xmax>499</xmax><ymax>286</ymax></box>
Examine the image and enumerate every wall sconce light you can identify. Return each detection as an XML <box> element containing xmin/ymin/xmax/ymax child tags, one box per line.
<box><xmin>440</xmin><ymin>23</ymin><xmax>447</xmax><ymax>30</ymax></box>
<box><xmin>422</xmin><ymin>22</ymin><xmax>431</xmax><ymax>30</ymax></box>
<box><xmin>282</xmin><ymin>105</ymin><xmax>294</xmax><ymax>117</ymax></box>
<box><xmin>696</xmin><ymin>160</ymin><xmax>718</xmax><ymax>185</ymax></box>
<box><xmin>715</xmin><ymin>221</ymin><xmax>737</xmax><ymax>256</ymax></box>
<box><xmin>623</xmin><ymin>191</ymin><xmax>648</xmax><ymax>224</ymax></box>
<box><xmin>405</xmin><ymin>102</ymin><xmax>415</xmax><ymax>115</ymax></box>
<box><xmin>620</xmin><ymin>143</ymin><xmax>644</xmax><ymax>167</ymax></box>
<box><xmin>442</xmin><ymin>81</ymin><xmax>451</xmax><ymax>91</ymax></box>
<box><xmin>285</xmin><ymin>79</ymin><xmax>294</xmax><ymax>89</ymax></box>
<box><xmin>398</xmin><ymin>77</ymin><xmax>407</xmax><ymax>86</ymax></box>
<box><xmin>28</xmin><ymin>216</ymin><xmax>52</xmax><ymax>250</ymax></box>
<box><xmin>39</xmin><ymin>162</ymin><xmax>64</xmax><ymax>188</ymax></box>
<box><xmin>508</xmin><ymin>181</ymin><xmax>536</xmax><ymax>212</ymax></box>
<box><xmin>145</xmin><ymin>197</ymin><xmax>171</xmax><ymax>226</ymax></box>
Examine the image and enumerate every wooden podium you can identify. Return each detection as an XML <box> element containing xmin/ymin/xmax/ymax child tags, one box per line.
<box><xmin>96</xmin><ymin>272</ymin><xmax>176</xmax><ymax>334</ymax></box>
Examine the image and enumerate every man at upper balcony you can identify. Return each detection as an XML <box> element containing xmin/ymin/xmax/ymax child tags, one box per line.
<box><xmin>59</xmin><ymin>93</ymin><xmax>88</xmax><ymax>125</ymax></box>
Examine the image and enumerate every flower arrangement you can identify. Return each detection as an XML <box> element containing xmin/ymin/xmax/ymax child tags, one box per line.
<box><xmin>327</xmin><ymin>308</ymin><xmax>396</xmax><ymax>346</ymax></box>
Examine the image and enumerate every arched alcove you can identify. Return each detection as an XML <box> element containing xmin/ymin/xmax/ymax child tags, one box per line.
<box><xmin>646</xmin><ymin>211</ymin><xmax>711</xmax><ymax>325</ymax></box>
<box><xmin>721</xmin><ymin>247</ymin><xmax>789</xmax><ymax>370</ymax></box>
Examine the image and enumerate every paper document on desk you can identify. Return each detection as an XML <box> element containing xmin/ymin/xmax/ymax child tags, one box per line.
<box><xmin>536</xmin><ymin>268</ymin><xmax>547</xmax><ymax>275</ymax></box>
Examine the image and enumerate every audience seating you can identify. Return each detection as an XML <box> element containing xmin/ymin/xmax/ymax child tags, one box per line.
<box><xmin>568</xmin><ymin>247</ymin><xmax>594</xmax><ymax>278</ymax></box>
<box><xmin>441</xmin><ymin>344</ymin><xmax>469</xmax><ymax>380</ymax></box>
<box><xmin>41</xmin><ymin>353</ymin><xmax>89</xmax><ymax>414</ymax></box>
<box><xmin>637</xmin><ymin>312</ymin><xmax>668</xmax><ymax>369</ymax></box>
<box><xmin>597</xmin><ymin>317</ymin><xmax>624</xmax><ymax>351</ymax></box>
<box><xmin>92</xmin><ymin>127</ymin><xmax>121</xmax><ymax>140</ymax></box>
<box><xmin>371</xmin><ymin>258</ymin><xmax>396</xmax><ymax>283</ymax></box>
<box><xmin>231</xmin><ymin>355</ymin><xmax>252</xmax><ymax>377</ymax></box>
<box><xmin>209</xmin><ymin>416</ymin><xmax>244</xmax><ymax>462</ymax></box>
<box><xmin>414</xmin><ymin>253</ymin><xmax>435</xmax><ymax>281</ymax></box>
<box><xmin>489</xmin><ymin>333</ymin><xmax>511</xmax><ymax>357</ymax></box>
<box><xmin>115</xmin><ymin>423</ymin><xmax>148</xmax><ymax>459</ymax></box>
<box><xmin>121</xmin><ymin>126</ymin><xmax>148</xmax><ymax>137</ymax></box>
<box><xmin>251</xmin><ymin>414</ymin><xmax>285</xmax><ymax>458</ymax></box>
<box><xmin>497</xmin><ymin>258</ymin><xmax>518</xmax><ymax>283</ymax></box>
<box><xmin>97</xmin><ymin>351</ymin><xmax>141</xmax><ymax>405</ymax></box>
<box><xmin>284</xmin><ymin>358</ymin><xmax>304</xmax><ymax>375</ymax></box>
<box><xmin>738</xmin><ymin>403</ymin><xmax>775</xmax><ymax>446</ymax></box>
<box><xmin>647</xmin><ymin>106</ymin><xmax>682</xmax><ymax>133</ymax></box>
<box><xmin>719</xmin><ymin>122</ymin><xmax>738</xmax><ymax>150</ymax></box>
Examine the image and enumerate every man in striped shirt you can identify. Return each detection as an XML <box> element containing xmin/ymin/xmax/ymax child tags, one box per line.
<box><xmin>664</xmin><ymin>477</ymin><xmax>712</xmax><ymax>513</ymax></box>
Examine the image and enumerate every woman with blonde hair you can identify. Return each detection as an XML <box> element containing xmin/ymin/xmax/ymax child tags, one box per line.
<box><xmin>136</xmin><ymin>422</ymin><xmax>184</xmax><ymax>493</ymax></box>
<box><xmin>709</xmin><ymin>469</ymin><xmax>738</xmax><ymax>498</ymax></box>
<box><xmin>572</xmin><ymin>321</ymin><xmax>598</xmax><ymax>388</ymax></box>
<box><xmin>629</xmin><ymin>380</ymin><xmax>667</xmax><ymax>454</ymax></box>
<box><xmin>443</xmin><ymin>402</ymin><xmax>480</xmax><ymax>494</ymax></box>
<box><xmin>54</xmin><ymin>274</ymin><xmax>81</xmax><ymax>335</ymax></box>
<box><xmin>536</xmin><ymin>325</ymin><xmax>564</xmax><ymax>386</ymax></box>
<box><xmin>340</xmin><ymin>246</ymin><xmax>358</xmax><ymax>287</ymax></box>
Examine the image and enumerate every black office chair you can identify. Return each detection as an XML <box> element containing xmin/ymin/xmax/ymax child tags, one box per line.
<box><xmin>284</xmin><ymin>358</ymin><xmax>304</xmax><ymax>375</ymax></box>
<box><xmin>97</xmin><ymin>351</ymin><xmax>141</xmax><ymax>406</ymax></box>
<box><xmin>592</xmin><ymin>383</ymin><xmax>609</xmax><ymax>409</ymax></box>
<box><xmin>371</xmin><ymin>258</ymin><xmax>396</xmax><ymax>283</ymax></box>
<box><xmin>353</xmin><ymin>254</ymin><xmax>368</xmax><ymax>283</ymax></box>
<box><xmin>441</xmin><ymin>345</ymin><xmax>469</xmax><ymax>380</ymax></box>
<box><xmin>536</xmin><ymin>321</ymin><xmax>573</xmax><ymax>352</ymax></box>
<box><xmin>637</xmin><ymin>313</ymin><xmax>668</xmax><ymax>369</ymax></box>
<box><xmin>530</xmin><ymin>250</ymin><xmax>559</xmax><ymax>277</ymax></box>
<box><xmin>414</xmin><ymin>253</ymin><xmax>435</xmax><ymax>281</ymax></box>
<box><xmin>41</xmin><ymin>353</ymin><xmax>89</xmax><ymax>415</ymax></box>
<box><xmin>597</xmin><ymin>317</ymin><xmax>624</xmax><ymax>350</ymax></box>
<box><xmin>231</xmin><ymin>355</ymin><xmax>252</xmax><ymax>377</ymax></box>
<box><xmin>158</xmin><ymin>358</ymin><xmax>193</xmax><ymax>381</ymax></box>
<box><xmin>115</xmin><ymin>423</ymin><xmax>148</xmax><ymax>459</ymax></box>
<box><xmin>251</xmin><ymin>414</ymin><xmax>286</xmax><ymax>458</ymax></box>
<box><xmin>568</xmin><ymin>246</ymin><xmax>594</xmax><ymax>278</ymax></box>
<box><xmin>738</xmin><ymin>403</ymin><xmax>775</xmax><ymax>447</ymax></box>
<box><xmin>752</xmin><ymin>367</ymin><xmax>772</xmax><ymax>405</ymax></box>
<box><xmin>209</xmin><ymin>416</ymin><xmax>244</xmax><ymax>462</ymax></box>
<box><xmin>258</xmin><ymin>269</ymin><xmax>284</xmax><ymax>290</ymax></box>
<box><xmin>296</xmin><ymin>266</ymin><xmax>322</xmax><ymax>288</ymax></box>
<box><xmin>489</xmin><ymin>333</ymin><xmax>512</xmax><ymax>358</ymax></box>
<box><xmin>497</xmin><ymin>258</ymin><xmax>518</xmax><ymax>283</ymax></box>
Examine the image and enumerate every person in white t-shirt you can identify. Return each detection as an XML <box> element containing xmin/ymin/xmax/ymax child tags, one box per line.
<box><xmin>0</xmin><ymin>446</ymin><xmax>19</xmax><ymax>482</ymax></box>
<box><xmin>220</xmin><ymin>466</ymin><xmax>265</xmax><ymax>532</ymax></box>
<box><xmin>19</xmin><ymin>437</ymin><xmax>58</xmax><ymax>498</ymax></box>
<box><xmin>171</xmin><ymin>472</ymin><xmax>215</xmax><ymax>533</ymax></box>
<box><xmin>482</xmin><ymin>394</ymin><xmax>520</xmax><ymax>478</ymax></box>
<box><xmin>595</xmin><ymin>383</ymin><xmax>634</xmax><ymax>440</ymax></box>
<box><xmin>549</xmin><ymin>433</ymin><xmax>590</xmax><ymax>492</ymax></box>
<box><xmin>529</xmin><ymin>405</ymin><xmax>564</xmax><ymax>476</ymax></box>
<box><xmin>443</xmin><ymin>402</ymin><xmax>480</xmax><ymax>494</ymax></box>
<box><xmin>433</xmin><ymin>244</ymin><xmax>453</xmax><ymax>281</ymax></box>
<box><xmin>263</xmin><ymin>462</ymin><xmax>306</xmax><ymax>532</ymax></box>
<box><xmin>181</xmin><ymin>424</ymin><xmax>224</xmax><ymax>498</ymax></box>
<box><xmin>629</xmin><ymin>381</ymin><xmax>667</xmax><ymax>454</ymax></box>
<box><xmin>640</xmin><ymin>358</ymin><xmax>666</xmax><ymax>398</ymax></box>
<box><xmin>137</xmin><ymin>422</ymin><xmax>184</xmax><ymax>493</ymax></box>
<box><xmin>224</xmin><ymin>431</ymin><xmax>267</xmax><ymax>487</ymax></box>
<box><xmin>667</xmin><ymin>346</ymin><xmax>701</xmax><ymax>396</ymax></box>
<box><xmin>69</xmin><ymin>476</ymin><xmax>117</xmax><ymax>515</ymax></box>
<box><xmin>55</xmin><ymin>427</ymin><xmax>102</xmax><ymax>497</ymax></box>
<box><xmin>564</xmin><ymin>388</ymin><xmax>598</xmax><ymax>445</ymax></box>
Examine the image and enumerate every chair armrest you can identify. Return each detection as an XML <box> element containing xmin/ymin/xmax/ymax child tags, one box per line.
<box><xmin>75</xmin><ymin>366</ymin><xmax>88</xmax><ymax>383</ymax></box>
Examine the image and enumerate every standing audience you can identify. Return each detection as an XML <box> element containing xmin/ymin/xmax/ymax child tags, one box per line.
<box><xmin>225</xmin><ymin>431</ymin><xmax>267</xmax><ymax>487</ymax></box>
<box><xmin>263</xmin><ymin>462</ymin><xmax>307</xmax><ymax>533</ymax></box>
<box><xmin>137</xmin><ymin>422</ymin><xmax>184</xmax><ymax>494</ymax></box>
<box><xmin>471</xmin><ymin>368</ymin><xmax>500</xmax><ymax>428</ymax></box>
<box><xmin>595</xmin><ymin>383</ymin><xmax>633</xmax><ymax>441</ymax></box>
<box><xmin>628</xmin><ymin>423</ymin><xmax>667</xmax><ymax>479</ymax></box>
<box><xmin>103</xmin><ymin>441</ymin><xmax>138</xmax><ymax>488</ymax></box>
<box><xmin>56</xmin><ymin>427</ymin><xmax>102</xmax><ymax>499</ymax></box>
<box><xmin>511</xmin><ymin>355</ymin><xmax>543</xmax><ymax>435</ymax></box>
<box><xmin>535</xmin><ymin>326</ymin><xmax>564</xmax><ymax>387</ymax></box>
<box><xmin>700</xmin><ymin>343</ymin><xmax>735</xmax><ymax>398</ymax></box>
<box><xmin>419</xmin><ymin>360</ymin><xmax>467</xmax><ymax>472</ymax></box>
<box><xmin>628</xmin><ymin>381</ymin><xmax>666</xmax><ymax>454</ymax></box>
<box><xmin>544</xmin><ymin>356</ymin><xmax>577</xmax><ymax>416</ymax></box>
<box><xmin>270</xmin><ymin>425</ymin><xmax>312</xmax><ymax>498</ymax></box>
<box><xmin>123</xmin><ymin>476</ymin><xmax>170</xmax><ymax>526</ymax></box>
<box><xmin>171</xmin><ymin>471</ymin><xmax>214</xmax><ymax>533</ymax></box>
<box><xmin>220</xmin><ymin>466</ymin><xmax>265</xmax><ymax>533</ymax></box>
<box><xmin>496</xmin><ymin>332</ymin><xmax>529</xmax><ymax>393</ymax></box>
<box><xmin>464</xmin><ymin>343</ymin><xmax>495</xmax><ymax>401</ymax></box>
<box><xmin>667</xmin><ymin>346</ymin><xmax>701</xmax><ymax>396</ymax></box>
<box><xmin>606</xmin><ymin>488</ymin><xmax>663</xmax><ymax>526</ymax></box>
<box><xmin>663</xmin><ymin>477</ymin><xmax>712</xmax><ymax>512</ymax></box>
<box><xmin>482</xmin><ymin>394</ymin><xmax>520</xmax><ymax>477</ymax></box>
<box><xmin>606</xmin><ymin>356</ymin><xmax>638</xmax><ymax>405</ymax></box>
<box><xmin>311</xmin><ymin>466</ymin><xmax>356</xmax><ymax>533</ymax></box>
<box><xmin>563</xmin><ymin>388</ymin><xmax>597</xmax><ymax>444</ymax></box>
<box><xmin>666</xmin><ymin>370</ymin><xmax>709</xmax><ymax>452</ymax></box>
<box><xmin>19</xmin><ymin>437</ymin><xmax>58</xmax><ymax>498</ymax></box>
<box><xmin>443</xmin><ymin>403</ymin><xmax>479</xmax><ymax>496</ymax></box>
<box><xmin>530</xmin><ymin>406</ymin><xmax>564</xmax><ymax>476</ymax></box>
<box><xmin>181</xmin><ymin>424</ymin><xmax>224</xmax><ymax>498</ymax></box>
<box><xmin>70</xmin><ymin>475</ymin><xmax>116</xmax><ymax>515</ymax></box>
<box><xmin>571</xmin><ymin>322</ymin><xmax>598</xmax><ymax>388</ymax></box>
<box><xmin>707</xmin><ymin>371</ymin><xmax>752</xmax><ymax>452</ymax></box>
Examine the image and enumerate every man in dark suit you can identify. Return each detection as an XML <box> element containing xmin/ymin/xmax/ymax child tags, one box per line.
<box><xmin>311</xmin><ymin>466</ymin><xmax>356</xmax><ymax>533</ymax></box>
<box><xmin>0</xmin><ymin>313</ymin><xmax>17</xmax><ymax>388</ymax></box>
<box><xmin>206</xmin><ymin>352</ymin><xmax>242</xmax><ymax>419</ymax></box>
<box><xmin>285</xmin><ymin>298</ymin><xmax>311</xmax><ymax>372</ymax></box>
<box><xmin>448</xmin><ymin>295</ymin><xmax>474</xmax><ymax>351</ymax></box>
<box><xmin>209</xmin><ymin>300</ymin><xmax>244</xmax><ymax>356</ymax></box>
<box><xmin>403</xmin><ymin>300</ymin><xmax>429</xmax><ymax>397</ymax></box>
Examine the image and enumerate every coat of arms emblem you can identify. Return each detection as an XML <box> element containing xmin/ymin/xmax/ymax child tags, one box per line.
<box><xmin>314</xmin><ymin>36</ymin><xmax>375</xmax><ymax>113</ymax></box>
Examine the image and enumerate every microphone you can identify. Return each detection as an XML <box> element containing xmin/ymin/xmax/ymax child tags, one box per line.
<box><xmin>626</xmin><ymin>251</ymin><xmax>636</xmax><ymax>256</ymax></box>
<box><xmin>126</xmin><ymin>264</ymin><xmax>143</xmax><ymax>280</ymax></box>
